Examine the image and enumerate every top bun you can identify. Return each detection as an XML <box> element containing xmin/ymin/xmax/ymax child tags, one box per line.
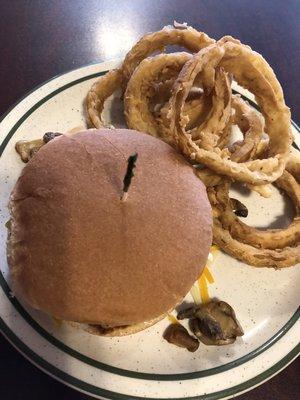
<box><xmin>8</xmin><ymin>129</ymin><xmax>212</xmax><ymax>327</ymax></box>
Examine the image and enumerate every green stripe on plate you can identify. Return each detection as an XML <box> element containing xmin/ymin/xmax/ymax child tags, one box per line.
<box><xmin>1</xmin><ymin>268</ymin><xmax>299</xmax><ymax>381</ymax></box>
<box><xmin>1</xmin><ymin>316</ymin><xmax>299</xmax><ymax>400</ymax></box>
<box><xmin>1</xmin><ymin>269</ymin><xmax>299</xmax><ymax>381</ymax></box>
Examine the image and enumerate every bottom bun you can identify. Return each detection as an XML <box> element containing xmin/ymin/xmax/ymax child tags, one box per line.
<box><xmin>85</xmin><ymin>313</ymin><xmax>167</xmax><ymax>337</ymax></box>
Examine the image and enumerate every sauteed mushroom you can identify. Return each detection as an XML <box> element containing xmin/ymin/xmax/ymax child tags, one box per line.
<box><xmin>15</xmin><ymin>132</ymin><xmax>62</xmax><ymax>162</ymax></box>
<box><xmin>43</xmin><ymin>131</ymin><xmax>62</xmax><ymax>143</ymax></box>
<box><xmin>177</xmin><ymin>300</ymin><xmax>243</xmax><ymax>346</ymax></box>
<box><xmin>163</xmin><ymin>323</ymin><xmax>199</xmax><ymax>352</ymax></box>
<box><xmin>15</xmin><ymin>139</ymin><xmax>44</xmax><ymax>163</ymax></box>
<box><xmin>230</xmin><ymin>198</ymin><xmax>248</xmax><ymax>218</ymax></box>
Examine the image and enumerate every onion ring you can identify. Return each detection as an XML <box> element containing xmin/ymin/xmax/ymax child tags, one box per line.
<box><xmin>122</xmin><ymin>24</ymin><xmax>215</xmax><ymax>89</ymax></box>
<box><xmin>229</xmin><ymin>96</ymin><xmax>264</xmax><ymax>162</ymax></box>
<box><xmin>211</xmin><ymin>218</ymin><xmax>299</xmax><ymax>268</ymax></box>
<box><xmin>151</xmin><ymin>84</ymin><xmax>211</xmax><ymax>132</ymax></box>
<box><xmin>211</xmin><ymin>172</ymin><xmax>300</xmax><ymax>249</ymax></box>
<box><xmin>86</xmin><ymin>69</ymin><xmax>123</xmax><ymax>128</ymax></box>
<box><xmin>196</xmin><ymin>95</ymin><xmax>265</xmax><ymax>187</ymax></box>
<box><xmin>124</xmin><ymin>52</ymin><xmax>192</xmax><ymax>140</ymax></box>
<box><xmin>183</xmin><ymin>67</ymin><xmax>232</xmax><ymax>149</ymax></box>
<box><xmin>183</xmin><ymin>96</ymin><xmax>213</xmax><ymax>131</ymax></box>
<box><xmin>286</xmin><ymin>148</ymin><xmax>300</xmax><ymax>181</ymax></box>
<box><xmin>125</xmin><ymin>53</ymin><xmax>232</xmax><ymax>148</ymax></box>
<box><xmin>207</xmin><ymin>168</ymin><xmax>300</xmax><ymax>268</ymax></box>
<box><xmin>162</xmin><ymin>40</ymin><xmax>293</xmax><ymax>185</ymax></box>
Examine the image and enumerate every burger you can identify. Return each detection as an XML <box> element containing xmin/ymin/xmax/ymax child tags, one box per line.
<box><xmin>7</xmin><ymin>129</ymin><xmax>212</xmax><ymax>336</ymax></box>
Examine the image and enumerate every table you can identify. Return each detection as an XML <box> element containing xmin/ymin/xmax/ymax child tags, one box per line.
<box><xmin>0</xmin><ymin>1</ymin><xmax>299</xmax><ymax>399</ymax></box>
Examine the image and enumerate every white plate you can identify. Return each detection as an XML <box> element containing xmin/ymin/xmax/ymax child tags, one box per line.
<box><xmin>0</xmin><ymin>60</ymin><xmax>299</xmax><ymax>400</ymax></box>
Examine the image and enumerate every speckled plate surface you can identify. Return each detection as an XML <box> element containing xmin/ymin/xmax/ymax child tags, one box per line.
<box><xmin>0</xmin><ymin>61</ymin><xmax>299</xmax><ymax>400</ymax></box>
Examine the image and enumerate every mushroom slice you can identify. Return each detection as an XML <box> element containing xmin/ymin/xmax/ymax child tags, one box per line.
<box><xmin>163</xmin><ymin>323</ymin><xmax>199</xmax><ymax>352</ymax></box>
<box><xmin>230</xmin><ymin>198</ymin><xmax>248</xmax><ymax>218</ymax></box>
<box><xmin>43</xmin><ymin>131</ymin><xmax>62</xmax><ymax>143</ymax></box>
<box><xmin>15</xmin><ymin>139</ymin><xmax>44</xmax><ymax>163</ymax></box>
<box><xmin>177</xmin><ymin>305</ymin><xmax>196</xmax><ymax>320</ymax></box>
<box><xmin>178</xmin><ymin>300</ymin><xmax>243</xmax><ymax>346</ymax></box>
<box><xmin>15</xmin><ymin>132</ymin><xmax>63</xmax><ymax>162</ymax></box>
<box><xmin>192</xmin><ymin>300</ymin><xmax>243</xmax><ymax>345</ymax></box>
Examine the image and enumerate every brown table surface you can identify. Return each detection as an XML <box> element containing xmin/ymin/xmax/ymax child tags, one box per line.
<box><xmin>0</xmin><ymin>0</ymin><xmax>299</xmax><ymax>399</ymax></box>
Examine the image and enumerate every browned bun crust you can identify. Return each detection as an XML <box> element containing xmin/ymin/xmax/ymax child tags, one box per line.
<box><xmin>8</xmin><ymin>129</ymin><xmax>212</xmax><ymax>327</ymax></box>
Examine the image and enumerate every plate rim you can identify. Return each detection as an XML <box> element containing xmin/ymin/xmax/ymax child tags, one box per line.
<box><xmin>0</xmin><ymin>61</ymin><xmax>299</xmax><ymax>400</ymax></box>
<box><xmin>1</xmin><ymin>316</ymin><xmax>299</xmax><ymax>400</ymax></box>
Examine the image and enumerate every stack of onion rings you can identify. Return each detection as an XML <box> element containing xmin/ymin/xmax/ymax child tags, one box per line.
<box><xmin>86</xmin><ymin>25</ymin><xmax>214</xmax><ymax>129</ymax></box>
<box><xmin>160</xmin><ymin>39</ymin><xmax>292</xmax><ymax>185</ymax></box>
<box><xmin>86</xmin><ymin>23</ymin><xmax>299</xmax><ymax>268</ymax></box>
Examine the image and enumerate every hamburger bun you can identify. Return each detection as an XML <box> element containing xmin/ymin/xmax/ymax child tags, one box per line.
<box><xmin>7</xmin><ymin>129</ymin><xmax>212</xmax><ymax>333</ymax></box>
